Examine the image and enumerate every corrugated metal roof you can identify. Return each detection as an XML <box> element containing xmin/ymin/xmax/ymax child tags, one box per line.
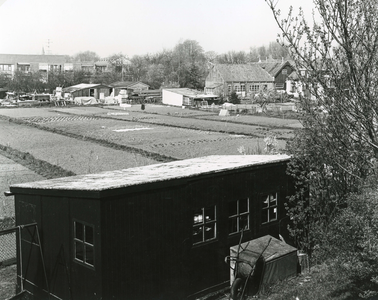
<box><xmin>206</xmin><ymin>82</ymin><xmax>223</xmax><ymax>88</ymax></box>
<box><xmin>95</xmin><ymin>61</ymin><xmax>109</xmax><ymax>67</ymax></box>
<box><xmin>63</xmin><ymin>83</ymin><xmax>110</xmax><ymax>92</ymax></box>
<box><xmin>109</xmin><ymin>81</ymin><xmax>134</xmax><ymax>88</ymax></box>
<box><xmin>10</xmin><ymin>155</ymin><xmax>290</xmax><ymax>195</ymax></box>
<box><xmin>109</xmin><ymin>81</ymin><xmax>150</xmax><ymax>88</ymax></box>
<box><xmin>215</xmin><ymin>64</ymin><xmax>274</xmax><ymax>82</ymax></box>
<box><xmin>163</xmin><ymin>88</ymin><xmax>202</xmax><ymax>97</ymax></box>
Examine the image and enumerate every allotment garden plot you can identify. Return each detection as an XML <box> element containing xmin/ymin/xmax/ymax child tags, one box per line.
<box><xmin>22</xmin><ymin>115</ymin><xmax>286</xmax><ymax>159</ymax></box>
<box><xmin>52</xmin><ymin>106</ymin><xmax>299</xmax><ymax>140</ymax></box>
<box><xmin>0</xmin><ymin>119</ymin><xmax>160</xmax><ymax>175</ymax></box>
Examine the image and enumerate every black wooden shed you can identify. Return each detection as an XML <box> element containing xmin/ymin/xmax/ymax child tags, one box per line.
<box><xmin>9</xmin><ymin>155</ymin><xmax>294</xmax><ymax>300</ymax></box>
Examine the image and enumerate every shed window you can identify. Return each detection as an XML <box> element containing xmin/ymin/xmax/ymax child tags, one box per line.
<box><xmin>228</xmin><ymin>85</ymin><xmax>232</xmax><ymax>93</ymax></box>
<box><xmin>193</xmin><ymin>206</ymin><xmax>216</xmax><ymax>245</ymax></box>
<box><xmin>74</xmin><ymin>220</ymin><xmax>94</xmax><ymax>268</ymax></box>
<box><xmin>262</xmin><ymin>193</ymin><xmax>278</xmax><ymax>223</ymax></box>
<box><xmin>228</xmin><ymin>198</ymin><xmax>249</xmax><ymax>235</ymax></box>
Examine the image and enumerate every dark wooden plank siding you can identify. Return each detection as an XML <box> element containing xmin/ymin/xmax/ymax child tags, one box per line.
<box><xmin>41</xmin><ymin>196</ymin><xmax>70</xmax><ymax>300</ymax></box>
<box><xmin>101</xmin><ymin>186</ymin><xmax>191</xmax><ymax>299</ymax></box>
<box><xmin>13</xmin><ymin>156</ymin><xmax>293</xmax><ymax>300</ymax></box>
<box><xmin>100</xmin><ymin>163</ymin><xmax>291</xmax><ymax>298</ymax></box>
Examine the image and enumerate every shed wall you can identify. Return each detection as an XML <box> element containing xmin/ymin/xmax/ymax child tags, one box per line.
<box><xmin>13</xmin><ymin>160</ymin><xmax>293</xmax><ymax>300</ymax></box>
<box><xmin>100</xmin><ymin>163</ymin><xmax>291</xmax><ymax>299</ymax></box>
<box><xmin>15</xmin><ymin>195</ymin><xmax>103</xmax><ymax>300</ymax></box>
<box><xmin>162</xmin><ymin>89</ymin><xmax>184</xmax><ymax>106</ymax></box>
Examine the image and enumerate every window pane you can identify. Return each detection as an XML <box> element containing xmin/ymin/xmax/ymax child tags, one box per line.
<box><xmin>228</xmin><ymin>217</ymin><xmax>238</xmax><ymax>234</ymax></box>
<box><xmin>262</xmin><ymin>209</ymin><xmax>268</xmax><ymax>223</ymax></box>
<box><xmin>204</xmin><ymin>206</ymin><xmax>215</xmax><ymax>222</ymax></box>
<box><xmin>193</xmin><ymin>206</ymin><xmax>216</xmax><ymax>244</ymax></box>
<box><xmin>270</xmin><ymin>194</ymin><xmax>277</xmax><ymax>206</ymax></box>
<box><xmin>75</xmin><ymin>222</ymin><xmax>83</xmax><ymax>240</ymax></box>
<box><xmin>262</xmin><ymin>196</ymin><xmax>269</xmax><ymax>209</ymax></box>
<box><xmin>192</xmin><ymin>226</ymin><xmax>203</xmax><ymax>244</ymax></box>
<box><xmin>270</xmin><ymin>207</ymin><xmax>277</xmax><ymax>221</ymax></box>
<box><xmin>75</xmin><ymin>241</ymin><xmax>84</xmax><ymax>261</ymax></box>
<box><xmin>85</xmin><ymin>225</ymin><xmax>94</xmax><ymax>245</ymax></box>
<box><xmin>228</xmin><ymin>201</ymin><xmax>237</xmax><ymax>216</ymax></box>
<box><xmin>193</xmin><ymin>209</ymin><xmax>203</xmax><ymax>224</ymax></box>
<box><xmin>240</xmin><ymin>214</ymin><xmax>249</xmax><ymax>230</ymax></box>
<box><xmin>239</xmin><ymin>198</ymin><xmax>249</xmax><ymax>213</ymax></box>
<box><xmin>204</xmin><ymin>223</ymin><xmax>216</xmax><ymax>240</ymax></box>
<box><xmin>85</xmin><ymin>245</ymin><xmax>94</xmax><ymax>266</ymax></box>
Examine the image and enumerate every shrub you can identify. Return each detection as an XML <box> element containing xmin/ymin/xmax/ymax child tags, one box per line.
<box><xmin>312</xmin><ymin>177</ymin><xmax>378</xmax><ymax>298</ymax></box>
<box><xmin>229</xmin><ymin>91</ymin><xmax>240</xmax><ymax>104</ymax></box>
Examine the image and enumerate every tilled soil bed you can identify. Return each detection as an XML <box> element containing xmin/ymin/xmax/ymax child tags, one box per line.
<box><xmin>18</xmin><ymin>115</ymin><xmax>287</xmax><ymax>159</ymax></box>
<box><xmin>0</xmin><ymin>119</ymin><xmax>162</xmax><ymax>175</ymax></box>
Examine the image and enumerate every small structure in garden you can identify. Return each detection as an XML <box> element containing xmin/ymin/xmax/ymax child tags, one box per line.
<box><xmin>9</xmin><ymin>155</ymin><xmax>294</xmax><ymax>299</ymax></box>
<box><xmin>63</xmin><ymin>83</ymin><xmax>112</xmax><ymax>102</ymax></box>
<box><xmin>162</xmin><ymin>88</ymin><xmax>219</xmax><ymax>107</ymax></box>
<box><xmin>227</xmin><ymin>235</ymin><xmax>298</xmax><ymax>298</ymax></box>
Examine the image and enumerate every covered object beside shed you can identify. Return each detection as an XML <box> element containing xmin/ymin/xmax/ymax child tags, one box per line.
<box><xmin>9</xmin><ymin>155</ymin><xmax>294</xmax><ymax>300</ymax></box>
<box><xmin>230</xmin><ymin>235</ymin><xmax>298</xmax><ymax>296</ymax></box>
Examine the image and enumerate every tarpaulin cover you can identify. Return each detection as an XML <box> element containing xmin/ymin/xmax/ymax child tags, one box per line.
<box><xmin>230</xmin><ymin>235</ymin><xmax>298</xmax><ymax>294</ymax></box>
<box><xmin>101</xmin><ymin>96</ymin><xmax>117</xmax><ymax>104</ymax></box>
<box><xmin>74</xmin><ymin>97</ymin><xmax>98</xmax><ymax>105</ymax></box>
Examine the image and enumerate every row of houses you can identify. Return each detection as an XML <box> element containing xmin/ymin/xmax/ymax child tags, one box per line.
<box><xmin>60</xmin><ymin>61</ymin><xmax>298</xmax><ymax>106</ymax></box>
<box><xmin>0</xmin><ymin>53</ymin><xmax>304</xmax><ymax>104</ymax></box>
<box><xmin>0</xmin><ymin>54</ymin><xmax>121</xmax><ymax>77</ymax></box>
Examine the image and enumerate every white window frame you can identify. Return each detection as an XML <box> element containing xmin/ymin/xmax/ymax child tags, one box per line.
<box><xmin>262</xmin><ymin>193</ymin><xmax>278</xmax><ymax>224</ymax></box>
<box><xmin>250</xmin><ymin>85</ymin><xmax>259</xmax><ymax>93</ymax></box>
<box><xmin>192</xmin><ymin>206</ymin><xmax>217</xmax><ymax>245</ymax></box>
<box><xmin>228</xmin><ymin>198</ymin><xmax>250</xmax><ymax>235</ymax></box>
<box><xmin>73</xmin><ymin>220</ymin><xmax>95</xmax><ymax>269</ymax></box>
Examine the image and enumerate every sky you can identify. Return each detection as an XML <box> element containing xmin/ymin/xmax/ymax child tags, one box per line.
<box><xmin>0</xmin><ymin>0</ymin><xmax>315</xmax><ymax>59</ymax></box>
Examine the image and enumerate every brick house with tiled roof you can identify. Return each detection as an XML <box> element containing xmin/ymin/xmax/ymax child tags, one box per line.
<box><xmin>204</xmin><ymin>63</ymin><xmax>275</xmax><ymax>99</ymax></box>
<box><xmin>257</xmin><ymin>60</ymin><xmax>295</xmax><ymax>90</ymax></box>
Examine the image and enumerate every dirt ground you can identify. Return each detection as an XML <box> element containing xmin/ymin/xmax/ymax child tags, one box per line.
<box><xmin>0</xmin><ymin>264</ymin><xmax>17</xmax><ymax>300</ymax></box>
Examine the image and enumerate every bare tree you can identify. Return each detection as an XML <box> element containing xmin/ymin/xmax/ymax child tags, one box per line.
<box><xmin>73</xmin><ymin>51</ymin><xmax>100</xmax><ymax>62</ymax></box>
<box><xmin>266</xmin><ymin>0</ymin><xmax>378</xmax><ymax>253</ymax></box>
<box><xmin>266</xmin><ymin>0</ymin><xmax>378</xmax><ymax>169</ymax></box>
